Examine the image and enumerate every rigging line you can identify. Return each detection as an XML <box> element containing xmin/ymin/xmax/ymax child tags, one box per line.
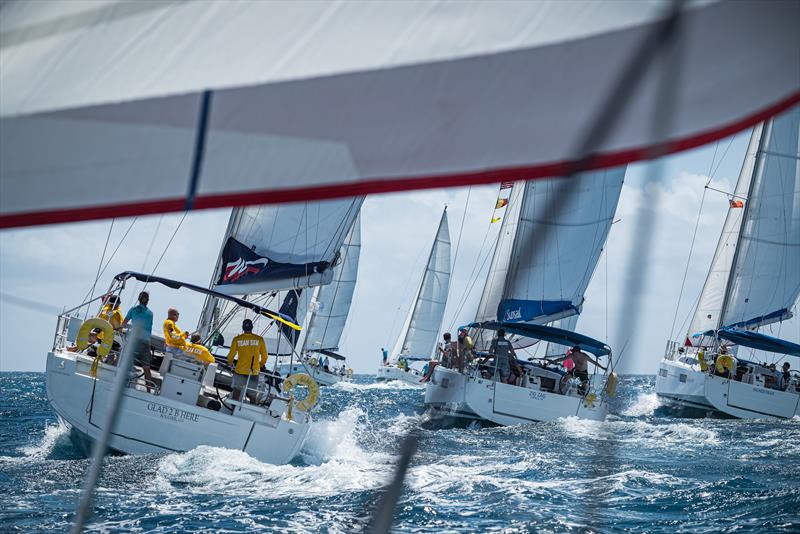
<box><xmin>84</xmin><ymin>218</ymin><xmax>114</xmax><ymax>306</ymax></box>
<box><xmin>93</xmin><ymin>217</ymin><xmax>139</xmax><ymax>290</ymax></box>
<box><xmin>668</xmin><ymin>185</ymin><xmax>709</xmax><ymax>340</ymax></box>
<box><xmin>127</xmin><ymin>215</ymin><xmax>163</xmax><ymax>309</ymax></box>
<box><xmin>145</xmin><ymin>211</ymin><xmax>189</xmax><ymax>284</ymax></box>
<box><xmin>449</xmin><ymin>186</ymin><xmax>472</xmax><ymax>298</ymax></box>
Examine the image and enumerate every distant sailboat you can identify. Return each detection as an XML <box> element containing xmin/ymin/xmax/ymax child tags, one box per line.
<box><xmin>277</xmin><ymin>214</ymin><xmax>362</xmax><ymax>385</ymax></box>
<box><xmin>425</xmin><ymin>168</ymin><xmax>625</xmax><ymax>425</ymax></box>
<box><xmin>656</xmin><ymin>106</ymin><xmax>800</xmax><ymax>419</ymax></box>
<box><xmin>377</xmin><ymin>208</ymin><xmax>451</xmax><ymax>387</ymax></box>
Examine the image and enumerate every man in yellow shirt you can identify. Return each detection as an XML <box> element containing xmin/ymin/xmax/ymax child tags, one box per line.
<box><xmin>227</xmin><ymin>318</ymin><xmax>268</xmax><ymax>402</ymax></box>
<box><xmin>160</xmin><ymin>308</ymin><xmax>188</xmax><ymax>375</ymax></box>
<box><xmin>184</xmin><ymin>333</ymin><xmax>216</xmax><ymax>366</ymax></box>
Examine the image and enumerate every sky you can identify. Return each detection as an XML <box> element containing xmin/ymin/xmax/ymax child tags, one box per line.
<box><xmin>1</xmin><ymin>129</ymin><xmax>798</xmax><ymax>374</ymax></box>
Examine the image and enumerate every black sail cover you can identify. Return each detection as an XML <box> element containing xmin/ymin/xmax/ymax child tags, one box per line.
<box><xmin>278</xmin><ymin>289</ymin><xmax>304</xmax><ymax>349</ymax></box>
<box><xmin>216</xmin><ymin>237</ymin><xmax>330</xmax><ymax>290</ymax></box>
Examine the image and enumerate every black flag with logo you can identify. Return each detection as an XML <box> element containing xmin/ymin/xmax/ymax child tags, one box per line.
<box><xmin>216</xmin><ymin>237</ymin><xmax>330</xmax><ymax>288</ymax></box>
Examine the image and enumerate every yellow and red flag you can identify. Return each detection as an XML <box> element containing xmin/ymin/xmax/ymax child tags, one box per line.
<box><xmin>495</xmin><ymin>198</ymin><xmax>509</xmax><ymax>209</ymax></box>
<box><xmin>491</xmin><ymin>217</ymin><xmax>502</xmax><ymax>223</ymax></box>
<box><xmin>729</xmin><ymin>199</ymin><xmax>744</xmax><ymax>208</ymax></box>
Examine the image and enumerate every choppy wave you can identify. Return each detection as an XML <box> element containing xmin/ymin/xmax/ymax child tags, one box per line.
<box><xmin>2</xmin><ymin>373</ymin><xmax>800</xmax><ymax>533</ymax></box>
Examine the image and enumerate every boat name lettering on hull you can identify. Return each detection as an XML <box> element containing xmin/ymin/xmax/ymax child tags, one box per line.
<box><xmin>753</xmin><ymin>387</ymin><xmax>774</xmax><ymax>396</ymax></box>
<box><xmin>146</xmin><ymin>402</ymin><xmax>200</xmax><ymax>423</ymax></box>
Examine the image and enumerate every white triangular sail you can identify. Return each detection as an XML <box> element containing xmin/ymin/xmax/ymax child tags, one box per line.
<box><xmin>2</xmin><ymin>1</ymin><xmax>797</xmax><ymax>229</ymax></box>
<box><xmin>721</xmin><ymin>108</ymin><xmax>800</xmax><ymax>330</ymax></box>
<box><xmin>687</xmin><ymin>125</ymin><xmax>763</xmax><ymax>341</ymax></box>
<box><xmin>477</xmin><ymin>169</ymin><xmax>625</xmax><ymax>328</ymax></box>
<box><xmin>394</xmin><ymin>209</ymin><xmax>452</xmax><ymax>359</ymax></box>
<box><xmin>303</xmin><ymin>214</ymin><xmax>361</xmax><ymax>352</ymax></box>
<box><xmin>688</xmin><ymin>106</ymin><xmax>800</xmax><ymax>343</ymax></box>
<box><xmin>214</xmin><ymin>198</ymin><xmax>362</xmax><ymax>295</ymax></box>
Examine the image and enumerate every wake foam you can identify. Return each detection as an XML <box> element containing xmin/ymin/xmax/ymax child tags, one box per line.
<box><xmin>155</xmin><ymin>407</ymin><xmax>394</xmax><ymax>498</ymax></box>
<box><xmin>20</xmin><ymin>421</ymin><xmax>71</xmax><ymax>459</ymax></box>
<box><xmin>333</xmin><ymin>380</ymin><xmax>422</xmax><ymax>392</ymax></box>
<box><xmin>620</xmin><ymin>393</ymin><xmax>662</xmax><ymax>417</ymax></box>
<box><xmin>559</xmin><ymin>416</ymin><xmax>719</xmax><ymax>447</ymax></box>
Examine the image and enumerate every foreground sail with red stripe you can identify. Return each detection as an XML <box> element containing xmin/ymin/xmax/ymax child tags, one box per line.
<box><xmin>1</xmin><ymin>1</ymin><xmax>798</xmax><ymax>228</ymax></box>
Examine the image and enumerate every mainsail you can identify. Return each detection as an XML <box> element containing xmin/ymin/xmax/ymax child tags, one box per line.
<box><xmin>198</xmin><ymin>198</ymin><xmax>362</xmax><ymax>354</ymax></box>
<box><xmin>688</xmin><ymin>106</ymin><xmax>800</xmax><ymax>343</ymax></box>
<box><xmin>392</xmin><ymin>208</ymin><xmax>452</xmax><ymax>360</ymax></box>
<box><xmin>475</xmin><ymin>169</ymin><xmax>625</xmax><ymax>336</ymax></box>
<box><xmin>303</xmin><ymin>214</ymin><xmax>362</xmax><ymax>353</ymax></box>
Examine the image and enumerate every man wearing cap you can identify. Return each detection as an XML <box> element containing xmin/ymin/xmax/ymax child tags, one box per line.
<box><xmin>227</xmin><ymin>318</ymin><xmax>268</xmax><ymax>402</ymax></box>
<box><xmin>68</xmin><ymin>328</ymin><xmax>101</xmax><ymax>357</ymax></box>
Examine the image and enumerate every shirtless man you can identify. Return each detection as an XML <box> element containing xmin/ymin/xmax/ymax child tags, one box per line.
<box><xmin>555</xmin><ymin>345</ymin><xmax>606</xmax><ymax>395</ymax></box>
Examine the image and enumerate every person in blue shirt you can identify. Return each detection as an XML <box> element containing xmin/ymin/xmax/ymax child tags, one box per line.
<box><xmin>381</xmin><ymin>347</ymin><xmax>388</xmax><ymax>366</ymax></box>
<box><xmin>122</xmin><ymin>291</ymin><xmax>154</xmax><ymax>391</ymax></box>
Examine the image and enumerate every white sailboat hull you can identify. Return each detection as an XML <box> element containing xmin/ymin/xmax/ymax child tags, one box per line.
<box><xmin>276</xmin><ymin>362</ymin><xmax>349</xmax><ymax>387</ymax></box>
<box><xmin>656</xmin><ymin>358</ymin><xmax>800</xmax><ymax>419</ymax></box>
<box><xmin>375</xmin><ymin>366</ymin><xmax>424</xmax><ymax>387</ymax></box>
<box><xmin>425</xmin><ymin>366</ymin><xmax>607</xmax><ymax>425</ymax></box>
<box><xmin>46</xmin><ymin>350</ymin><xmax>310</xmax><ymax>464</ymax></box>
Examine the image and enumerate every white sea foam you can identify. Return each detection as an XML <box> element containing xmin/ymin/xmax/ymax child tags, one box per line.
<box><xmin>621</xmin><ymin>392</ymin><xmax>662</xmax><ymax>417</ymax></box>
<box><xmin>154</xmin><ymin>407</ymin><xmax>393</xmax><ymax>498</ymax></box>
<box><xmin>558</xmin><ymin>416</ymin><xmax>719</xmax><ymax>447</ymax></box>
<box><xmin>20</xmin><ymin>420</ymin><xmax>70</xmax><ymax>459</ymax></box>
<box><xmin>333</xmin><ymin>380</ymin><xmax>423</xmax><ymax>392</ymax></box>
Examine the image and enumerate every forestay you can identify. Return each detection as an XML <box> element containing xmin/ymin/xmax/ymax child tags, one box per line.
<box><xmin>303</xmin><ymin>213</ymin><xmax>361</xmax><ymax>352</ymax></box>
<box><xmin>2</xmin><ymin>1</ymin><xmax>798</xmax><ymax>228</ymax></box>
<box><xmin>395</xmin><ymin>209</ymin><xmax>451</xmax><ymax>359</ymax></box>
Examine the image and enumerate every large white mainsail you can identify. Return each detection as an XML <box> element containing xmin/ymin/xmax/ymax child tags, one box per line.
<box><xmin>474</xmin><ymin>169</ymin><xmax>625</xmax><ymax>340</ymax></box>
<box><xmin>303</xmin><ymin>214</ymin><xmax>362</xmax><ymax>353</ymax></box>
<box><xmin>392</xmin><ymin>208</ymin><xmax>452</xmax><ymax>360</ymax></box>
<box><xmin>687</xmin><ymin>106</ymin><xmax>800</xmax><ymax>343</ymax></box>
<box><xmin>198</xmin><ymin>198</ymin><xmax>362</xmax><ymax>356</ymax></box>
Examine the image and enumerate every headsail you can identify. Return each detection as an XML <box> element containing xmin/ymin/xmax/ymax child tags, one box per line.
<box><xmin>214</xmin><ymin>199</ymin><xmax>362</xmax><ymax>294</ymax></box>
<box><xmin>721</xmin><ymin>107</ymin><xmax>800</xmax><ymax>330</ymax></box>
<box><xmin>394</xmin><ymin>208</ymin><xmax>452</xmax><ymax>359</ymax></box>
<box><xmin>476</xmin><ymin>169</ymin><xmax>625</xmax><ymax>332</ymax></box>
<box><xmin>303</xmin><ymin>214</ymin><xmax>362</xmax><ymax>352</ymax></box>
<box><xmin>688</xmin><ymin>106</ymin><xmax>800</xmax><ymax>343</ymax></box>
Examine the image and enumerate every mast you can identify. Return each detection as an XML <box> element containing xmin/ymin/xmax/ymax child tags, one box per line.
<box><xmin>717</xmin><ymin>123</ymin><xmax>769</xmax><ymax>331</ymax></box>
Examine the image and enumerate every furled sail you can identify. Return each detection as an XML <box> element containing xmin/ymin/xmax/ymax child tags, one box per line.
<box><xmin>721</xmin><ymin>107</ymin><xmax>800</xmax><ymax>330</ymax></box>
<box><xmin>393</xmin><ymin>208</ymin><xmax>451</xmax><ymax>360</ymax></box>
<box><xmin>303</xmin><ymin>214</ymin><xmax>361</xmax><ymax>352</ymax></box>
<box><xmin>214</xmin><ymin>199</ymin><xmax>362</xmax><ymax>294</ymax></box>
<box><xmin>476</xmin><ymin>169</ymin><xmax>624</xmax><ymax>331</ymax></box>
<box><xmin>688</xmin><ymin>106</ymin><xmax>800</xmax><ymax>343</ymax></box>
<box><xmin>2</xmin><ymin>1</ymin><xmax>798</xmax><ymax>229</ymax></box>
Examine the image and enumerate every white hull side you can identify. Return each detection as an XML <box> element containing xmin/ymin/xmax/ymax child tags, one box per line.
<box><xmin>656</xmin><ymin>358</ymin><xmax>800</xmax><ymax>419</ymax></box>
<box><xmin>423</xmin><ymin>367</ymin><xmax>480</xmax><ymax>422</ymax></box>
<box><xmin>375</xmin><ymin>366</ymin><xmax>424</xmax><ymax>387</ymax></box>
<box><xmin>276</xmin><ymin>362</ymin><xmax>348</xmax><ymax>387</ymax></box>
<box><xmin>425</xmin><ymin>366</ymin><xmax>606</xmax><ymax>425</ymax></box>
<box><xmin>655</xmin><ymin>359</ymin><xmax>714</xmax><ymax>412</ymax></box>
<box><xmin>47</xmin><ymin>351</ymin><xmax>309</xmax><ymax>464</ymax></box>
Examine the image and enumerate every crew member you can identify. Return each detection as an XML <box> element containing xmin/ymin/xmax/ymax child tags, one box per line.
<box><xmin>184</xmin><ymin>333</ymin><xmax>216</xmax><ymax>366</ymax></box>
<box><xmin>486</xmin><ymin>329</ymin><xmax>515</xmax><ymax>384</ymax></box>
<box><xmin>161</xmin><ymin>308</ymin><xmax>188</xmax><ymax>375</ymax></box>
<box><xmin>227</xmin><ymin>318</ymin><xmax>268</xmax><ymax>402</ymax></box>
<box><xmin>555</xmin><ymin>345</ymin><xmax>606</xmax><ymax>395</ymax></box>
<box><xmin>121</xmin><ymin>291</ymin><xmax>154</xmax><ymax>392</ymax></box>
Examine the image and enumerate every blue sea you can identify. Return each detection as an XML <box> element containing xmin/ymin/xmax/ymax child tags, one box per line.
<box><xmin>1</xmin><ymin>372</ymin><xmax>799</xmax><ymax>533</ymax></box>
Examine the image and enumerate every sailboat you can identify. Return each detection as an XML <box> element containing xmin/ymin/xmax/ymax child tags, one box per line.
<box><xmin>376</xmin><ymin>208</ymin><xmax>452</xmax><ymax>387</ymax></box>
<box><xmin>45</xmin><ymin>272</ymin><xmax>312</xmax><ymax>465</ymax></box>
<box><xmin>199</xmin><ymin>199</ymin><xmax>363</xmax><ymax>385</ymax></box>
<box><xmin>276</xmin><ymin>214</ymin><xmax>362</xmax><ymax>386</ymax></box>
<box><xmin>655</xmin><ymin>106</ymin><xmax>800</xmax><ymax>419</ymax></box>
<box><xmin>425</xmin><ymin>168</ymin><xmax>625</xmax><ymax>425</ymax></box>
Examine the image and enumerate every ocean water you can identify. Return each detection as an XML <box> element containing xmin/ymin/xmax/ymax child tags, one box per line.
<box><xmin>1</xmin><ymin>372</ymin><xmax>799</xmax><ymax>533</ymax></box>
